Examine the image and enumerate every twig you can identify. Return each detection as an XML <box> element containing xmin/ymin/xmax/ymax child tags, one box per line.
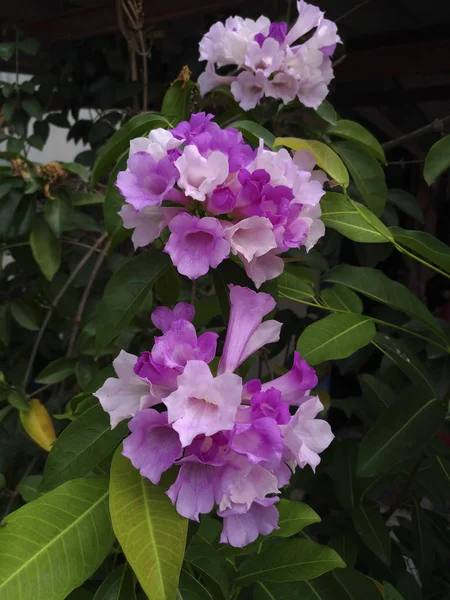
<box><xmin>336</xmin><ymin>0</ymin><xmax>373</xmax><ymax>23</ymax></box>
<box><xmin>382</xmin><ymin>116</ymin><xmax>450</xmax><ymax>152</ymax></box>
<box><xmin>1</xmin><ymin>457</ymin><xmax>37</xmax><ymax>522</ymax></box>
<box><xmin>66</xmin><ymin>238</ymin><xmax>110</xmax><ymax>357</ymax></box>
<box><xmin>388</xmin><ymin>158</ymin><xmax>425</xmax><ymax>167</ymax></box>
<box><xmin>21</xmin><ymin>233</ymin><xmax>107</xmax><ymax>391</ymax></box>
<box><xmin>383</xmin><ymin>456</ymin><xmax>424</xmax><ymax>521</ymax></box>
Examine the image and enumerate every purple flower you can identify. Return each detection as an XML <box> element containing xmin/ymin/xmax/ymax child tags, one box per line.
<box><xmin>152</xmin><ymin>320</ymin><xmax>218</xmax><ymax>370</ymax></box>
<box><xmin>250</xmin><ymin>388</ymin><xmax>291</xmax><ymax>424</ymax></box>
<box><xmin>133</xmin><ymin>351</ymin><xmax>178</xmax><ymax>402</ymax></box>
<box><xmin>119</xmin><ymin>204</ymin><xmax>165</xmax><ymax>249</ymax></box>
<box><xmin>261</xmin><ymin>351</ymin><xmax>317</xmax><ymax>405</ymax></box>
<box><xmin>165</xmin><ymin>213</ymin><xmax>230</xmax><ymax>280</ymax></box>
<box><xmin>268</xmin><ymin>22</ymin><xmax>288</xmax><ymax>44</ymax></box>
<box><xmin>116</xmin><ymin>153</ymin><xmax>178</xmax><ymax>210</ymax></box>
<box><xmin>123</xmin><ymin>410</ymin><xmax>182</xmax><ymax>484</ymax></box>
<box><xmin>231</xmin><ymin>71</ymin><xmax>267</xmax><ymax>111</ymax></box>
<box><xmin>241</xmin><ymin>251</ymin><xmax>285</xmax><ymax>289</ymax></box>
<box><xmin>207</xmin><ymin>186</ymin><xmax>237</xmax><ymax>216</ymax></box>
<box><xmin>225</xmin><ymin>216</ymin><xmax>276</xmax><ymax>263</ymax></box>
<box><xmin>230</xmin><ymin>416</ymin><xmax>284</xmax><ymax>469</ymax></box>
<box><xmin>151</xmin><ymin>301</ymin><xmax>195</xmax><ymax>333</ymax></box>
<box><xmin>219</xmin><ymin>498</ymin><xmax>279</xmax><ymax>547</ymax></box>
<box><xmin>175</xmin><ymin>144</ymin><xmax>229</xmax><ymax>202</ymax></box>
<box><xmin>167</xmin><ymin>460</ymin><xmax>220</xmax><ymax>521</ymax></box>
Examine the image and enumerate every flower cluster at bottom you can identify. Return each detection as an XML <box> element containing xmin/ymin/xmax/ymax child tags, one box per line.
<box><xmin>94</xmin><ymin>286</ymin><xmax>333</xmax><ymax>547</ymax></box>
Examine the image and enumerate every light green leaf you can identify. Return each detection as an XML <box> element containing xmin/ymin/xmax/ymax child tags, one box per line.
<box><xmin>0</xmin><ymin>477</ymin><xmax>113</xmax><ymax>600</ymax></box>
<box><xmin>10</xmin><ymin>298</ymin><xmax>40</xmax><ymax>331</ymax></box>
<box><xmin>92</xmin><ymin>113</ymin><xmax>171</xmax><ymax>184</ymax></box>
<box><xmin>321</xmin><ymin>284</ymin><xmax>363</xmax><ymax>314</ymax></box>
<box><xmin>96</xmin><ymin>250</ymin><xmax>170</xmax><ymax>351</ymax></box>
<box><xmin>315</xmin><ymin>100</ymin><xmax>337</xmax><ymax>125</ymax></box>
<box><xmin>42</xmin><ymin>404</ymin><xmax>127</xmax><ymax>491</ymax></box>
<box><xmin>17</xmin><ymin>475</ymin><xmax>43</xmax><ymax>502</ymax></box>
<box><xmin>59</xmin><ymin>162</ymin><xmax>90</xmax><ymax>183</ymax></box>
<box><xmin>21</xmin><ymin>97</ymin><xmax>43</xmax><ymax>120</ymax></box>
<box><xmin>328</xmin><ymin>120</ymin><xmax>385</xmax><ymax>163</ymax></box>
<box><xmin>390</xmin><ymin>226</ymin><xmax>450</xmax><ymax>274</ymax></box>
<box><xmin>352</xmin><ymin>505</ymin><xmax>391</xmax><ymax>565</ymax></box>
<box><xmin>161</xmin><ymin>80</ymin><xmax>197</xmax><ymax>125</ymax></box>
<box><xmin>272</xmin><ymin>499</ymin><xmax>320</xmax><ymax>538</ymax></box>
<box><xmin>44</xmin><ymin>191</ymin><xmax>73</xmax><ymax>236</ymax></box>
<box><xmin>411</xmin><ymin>499</ymin><xmax>434</xmax><ymax>580</ymax></box>
<box><xmin>92</xmin><ymin>563</ymin><xmax>136</xmax><ymax>600</ymax></box>
<box><xmin>423</xmin><ymin>134</ymin><xmax>450</xmax><ymax>185</ymax></box>
<box><xmin>35</xmin><ymin>357</ymin><xmax>77</xmax><ymax>385</ymax></box>
<box><xmin>277</xmin><ymin>266</ymin><xmax>316</xmax><ymax>302</ymax></box>
<box><xmin>232</xmin><ymin>121</ymin><xmax>275</xmax><ymax>149</ymax></box>
<box><xmin>30</xmin><ymin>215</ymin><xmax>61</xmax><ymax>281</ymax></box>
<box><xmin>357</xmin><ymin>391</ymin><xmax>444</xmax><ymax>477</ymax></box>
<box><xmin>320</xmin><ymin>193</ymin><xmax>392</xmax><ymax>243</ymax></box>
<box><xmin>236</xmin><ymin>539</ymin><xmax>345</xmax><ymax>587</ymax></box>
<box><xmin>110</xmin><ymin>449</ymin><xmax>187</xmax><ymax>600</ymax></box>
<box><xmin>383</xmin><ymin>581</ymin><xmax>405</xmax><ymax>600</ymax></box>
<box><xmin>387</xmin><ymin>189</ymin><xmax>423</xmax><ymax>223</ymax></box>
<box><xmin>297</xmin><ymin>313</ymin><xmax>376</xmax><ymax>366</ymax></box>
<box><xmin>323</xmin><ymin>264</ymin><xmax>443</xmax><ymax>338</ymax></box>
<box><xmin>274</xmin><ymin>138</ymin><xmax>349</xmax><ymax>186</ymax></box>
<box><xmin>103</xmin><ymin>152</ymin><xmax>130</xmax><ymax>251</ymax></box>
<box><xmin>332</xmin><ymin>140</ymin><xmax>387</xmax><ymax>216</ymax></box>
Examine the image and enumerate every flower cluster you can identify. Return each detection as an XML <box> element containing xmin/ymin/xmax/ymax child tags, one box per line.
<box><xmin>117</xmin><ymin>112</ymin><xmax>326</xmax><ymax>287</ymax></box>
<box><xmin>94</xmin><ymin>287</ymin><xmax>333</xmax><ymax>547</ymax></box>
<box><xmin>198</xmin><ymin>0</ymin><xmax>340</xmax><ymax>110</ymax></box>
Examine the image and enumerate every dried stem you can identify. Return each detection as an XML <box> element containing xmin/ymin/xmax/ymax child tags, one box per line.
<box><xmin>22</xmin><ymin>233</ymin><xmax>107</xmax><ymax>391</ymax></box>
<box><xmin>383</xmin><ymin>116</ymin><xmax>450</xmax><ymax>152</ymax></box>
<box><xmin>336</xmin><ymin>0</ymin><xmax>373</xmax><ymax>23</ymax></box>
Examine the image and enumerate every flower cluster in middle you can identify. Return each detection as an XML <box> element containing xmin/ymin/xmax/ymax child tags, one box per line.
<box><xmin>117</xmin><ymin>112</ymin><xmax>326</xmax><ymax>287</ymax></box>
<box><xmin>94</xmin><ymin>287</ymin><xmax>333</xmax><ymax>548</ymax></box>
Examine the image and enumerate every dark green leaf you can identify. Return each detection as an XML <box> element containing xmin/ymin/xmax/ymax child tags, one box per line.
<box><xmin>0</xmin><ymin>305</ymin><xmax>11</xmax><ymax>345</ymax></box>
<box><xmin>17</xmin><ymin>38</ymin><xmax>40</xmax><ymax>55</ymax></box>
<box><xmin>328</xmin><ymin>120</ymin><xmax>385</xmax><ymax>163</ymax></box>
<box><xmin>0</xmin><ymin>477</ymin><xmax>114</xmax><ymax>599</ymax></box>
<box><xmin>44</xmin><ymin>190</ymin><xmax>73</xmax><ymax>236</ymax></box>
<box><xmin>92</xmin><ymin>113</ymin><xmax>171</xmax><ymax>184</ymax></box>
<box><xmin>411</xmin><ymin>499</ymin><xmax>434</xmax><ymax>580</ymax></box>
<box><xmin>104</xmin><ymin>152</ymin><xmax>130</xmax><ymax>250</ymax></box>
<box><xmin>332</xmin><ymin>140</ymin><xmax>387</xmax><ymax>216</ymax></box>
<box><xmin>383</xmin><ymin>581</ymin><xmax>405</xmax><ymax>600</ymax></box>
<box><xmin>27</xmin><ymin>134</ymin><xmax>45</xmax><ymax>150</ymax></box>
<box><xmin>321</xmin><ymin>284</ymin><xmax>363</xmax><ymax>314</ymax></box>
<box><xmin>17</xmin><ymin>475</ymin><xmax>43</xmax><ymax>502</ymax></box>
<box><xmin>320</xmin><ymin>193</ymin><xmax>392</xmax><ymax>243</ymax></box>
<box><xmin>96</xmin><ymin>250</ymin><xmax>170</xmax><ymax>351</ymax></box>
<box><xmin>42</xmin><ymin>404</ymin><xmax>127</xmax><ymax>491</ymax></box>
<box><xmin>352</xmin><ymin>505</ymin><xmax>391</xmax><ymax>565</ymax></box>
<box><xmin>329</xmin><ymin>534</ymin><xmax>359</xmax><ymax>569</ymax></box>
<box><xmin>297</xmin><ymin>313</ymin><xmax>376</xmax><ymax>366</ymax></box>
<box><xmin>232</xmin><ymin>121</ymin><xmax>275</xmax><ymax>149</ymax></box>
<box><xmin>154</xmin><ymin>265</ymin><xmax>181</xmax><ymax>306</ymax></box>
<box><xmin>59</xmin><ymin>162</ymin><xmax>90</xmax><ymax>182</ymax></box>
<box><xmin>236</xmin><ymin>539</ymin><xmax>345</xmax><ymax>587</ymax></box>
<box><xmin>178</xmin><ymin>570</ymin><xmax>213</xmax><ymax>600</ymax></box>
<box><xmin>30</xmin><ymin>215</ymin><xmax>61</xmax><ymax>281</ymax></box>
<box><xmin>92</xmin><ymin>563</ymin><xmax>136</xmax><ymax>600</ymax></box>
<box><xmin>278</xmin><ymin>266</ymin><xmax>316</xmax><ymax>303</ymax></box>
<box><xmin>0</xmin><ymin>43</ymin><xmax>15</xmax><ymax>61</ymax></box>
<box><xmin>253</xmin><ymin>575</ymin><xmax>348</xmax><ymax>600</ymax></box>
<box><xmin>331</xmin><ymin>441</ymin><xmax>359</xmax><ymax>509</ymax></box>
<box><xmin>7</xmin><ymin>390</ymin><xmax>30</xmax><ymax>411</ymax></box>
<box><xmin>35</xmin><ymin>357</ymin><xmax>77</xmax><ymax>384</ymax></box>
<box><xmin>390</xmin><ymin>226</ymin><xmax>450</xmax><ymax>274</ymax></box>
<box><xmin>423</xmin><ymin>134</ymin><xmax>450</xmax><ymax>185</ymax></box>
<box><xmin>272</xmin><ymin>499</ymin><xmax>320</xmax><ymax>537</ymax></box>
<box><xmin>10</xmin><ymin>298</ymin><xmax>40</xmax><ymax>331</ymax></box>
<box><xmin>358</xmin><ymin>374</ymin><xmax>396</xmax><ymax>417</ymax></box>
<box><xmin>3</xmin><ymin>99</ymin><xmax>17</xmax><ymax>123</ymax></box>
<box><xmin>192</xmin><ymin>295</ymin><xmax>221</xmax><ymax>328</ymax></box>
<box><xmin>332</xmin><ymin>568</ymin><xmax>382</xmax><ymax>600</ymax></box>
<box><xmin>161</xmin><ymin>80</ymin><xmax>196</xmax><ymax>125</ymax></box>
<box><xmin>21</xmin><ymin>96</ymin><xmax>43</xmax><ymax>120</ymax></box>
<box><xmin>387</xmin><ymin>189</ymin><xmax>423</xmax><ymax>223</ymax></box>
<box><xmin>185</xmin><ymin>550</ymin><xmax>232</xmax><ymax>600</ymax></box>
<box><xmin>315</xmin><ymin>100</ymin><xmax>337</xmax><ymax>125</ymax></box>
<box><xmin>71</xmin><ymin>192</ymin><xmax>104</xmax><ymax>206</ymax></box>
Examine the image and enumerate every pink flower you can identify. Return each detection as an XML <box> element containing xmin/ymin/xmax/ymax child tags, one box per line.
<box><xmin>241</xmin><ymin>252</ymin><xmax>285</xmax><ymax>289</ymax></box>
<box><xmin>266</xmin><ymin>72</ymin><xmax>299</xmax><ymax>103</ymax></box>
<box><xmin>119</xmin><ymin>204</ymin><xmax>165</xmax><ymax>249</ymax></box>
<box><xmin>174</xmin><ymin>144</ymin><xmax>229</xmax><ymax>202</ymax></box>
<box><xmin>245</xmin><ymin>38</ymin><xmax>285</xmax><ymax>76</ymax></box>
<box><xmin>165</xmin><ymin>213</ymin><xmax>230</xmax><ymax>280</ymax></box>
<box><xmin>261</xmin><ymin>351</ymin><xmax>317</xmax><ymax>405</ymax></box>
<box><xmin>231</xmin><ymin>71</ymin><xmax>267</xmax><ymax>111</ymax></box>
<box><xmin>225</xmin><ymin>216</ymin><xmax>277</xmax><ymax>262</ymax></box>
<box><xmin>151</xmin><ymin>301</ymin><xmax>195</xmax><ymax>333</ymax></box>
<box><xmin>219</xmin><ymin>498</ymin><xmax>279</xmax><ymax>547</ymax></box>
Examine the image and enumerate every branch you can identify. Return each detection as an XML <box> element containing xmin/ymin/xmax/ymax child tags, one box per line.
<box><xmin>22</xmin><ymin>233</ymin><xmax>108</xmax><ymax>391</ymax></box>
<box><xmin>382</xmin><ymin>116</ymin><xmax>450</xmax><ymax>152</ymax></box>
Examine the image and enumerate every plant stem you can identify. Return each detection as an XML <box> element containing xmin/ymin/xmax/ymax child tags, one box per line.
<box><xmin>383</xmin><ymin>116</ymin><xmax>450</xmax><ymax>152</ymax></box>
<box><xmin>394</xmin><ymin>242</ymin><xmax>450</xmax><ymax>281</ymax></box>
<box><xmin>1</xmin><ymin>457</ymin><xmax>37</xmax><ymax>522</ymax></box>
<box><xmin>383</xmin><ymin>456</ymin><xmax>424</xmax><ymax>521</ymax></box>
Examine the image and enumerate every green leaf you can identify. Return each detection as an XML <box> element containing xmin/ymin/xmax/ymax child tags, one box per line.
<box><xmin>332</xmin><ymin>140</ymin><xmax>387</xmax><ymax>216</ymax></box>
<box><xmin>35</xmin><ymin>357</ymin><xmax>77</xmax><ymax>385</ymax></box>
<box><xmin>103</xmin><ymin>152</ymin><xmax>130</xmax><ymax>250</ymax></box>
<box><xmin>184</xmin><ymin>549</ymin><xmax>232</xmax><ymax>600</ymax></box>
<box><xmin>0</xmin><ymin>304</ymin><xmax>11</xmax><ymax>345</ymax></box>
<box><xmin>390</xmin><ymin>226</ymin><xmax>450</xmax><ymax>274</ymax></box>
<box><xmin>236</xmin><ymin>539</ymin><xmax>345</xmax><ymax>587</ymax></box>
<box><xmin>358</xmin><ymin>374</ymin><xmax>396</xmax><ymax>417</ymax></box>
<box><xmin>332</xmin><ymin>568</ymin><xmax>382</xmax><ymax>600</ymax></box>
<box><xmin>323</xmin><ymin>264</ymin><xmax>442</xmax><ymax>338</ymax></box>
<box><xmin>357</xmin><ymin>392</ymin><xmax>444</xmax><ymax>477</ymax></box>
<box><xmin>352</xmin><ymin>505</ymin><xmax>391</xmax><ymax>565</ymax></box>
<box><xmin>42</xmin><ymin>404</ymin><xmax>127</xmax><ymax>491</ymax></box>
<box><xmin>387</xmin><ymin>189</ymin><xmax>423</xmax><ymax>223</ymax></box>
<box><xmin>315</xmin><ymin>100</ymin><xmax>337</xmax><ymax>125</ymax></box>
<box><xmin>44</xmin><ymin>191</ymin><xmax>73</xmax><ymax>236</ymax></box>
<box><xmin>321</xmin><ymin>284</ymin><xmax>363</xmax><ymax>314</ymax></box>
<box><xmin>411</xmin><ymin>499</ymin><xmax>434</xmax><ymax>580</ymax></box>
<box><xmin>253</xmin><ymin>575</ymin><xmax>348</xmax><ymax>600</ymax></box>
<box><xmin>110</xmin><ymin>449</ymin><xmax>187</xmax><ymax>600</ymax></box>
<box><xmin>7</xmin><ymin>390</ymin><xmax>30</xmax><ymax>411</ymax></box>
<box><xmin>320</xmin><ymin>193</ymin><xmax>392</xmax><ymax>243</ymax></box>
<box><xmin>0</xmin><ymin>43</ymin><xmax>15</xmax><ymax>61</ymax></box>
<box><xmin>328</xmin><ymin>534</ymin><xmax>359</xmax><ymax>569</ymax></box>
<box><xmin>383</xmin><ymin>582</ymin><xmax>405</xmax><ymax>600</ymax></box>
<box><xmin>71</xmin><ymin>192</ymin><xmax>105</xmax><ymax>206</ymax></box>
<box><xmin>328</xmin><ymin>120</ymin><xmax>386</xmax><ymax>163</ymax></box>
<box><xmin>92</xmin><ymin>564</ymin><xmax>136</xmax><ymax>600</ymax></box>
<box><xmin>17</xmin><ymin>38</ymin><xmax>40</xmax><ymax>55</ymax></box>
<box><xmin>92</xmin><ymin>113</ymin><xmax>171</xmax><ymax>184</ymax></box>
<box><xmin>278</xmin><ymin>267</ymin><xmax>316</xmax><ymax>303</ymax></box>
<box><xmin>297</xmin><ymin>313</ymin><xmax>376</xmax><ymax>366</ymax></box>
<box><xmin>0</xmin><ymin>477</ymin><xmax>114</xmax><ymax>600</ymax></box>
<box><xmin>21</xmin><ymin>97</ymin><xmax>43</xmax><ymax>120</ymax></box>
<box><xmin>161</xmin><ymin>80</ymin><xmax>196</xmax><ymax>125</ymax></box>
<box><xmin>96</xmin><ymin>250</ymin><xmax>170</xmax><ymax>351</ymax></box>
<box><xmin>30</xmin><ymin>215</ymin><xmax>61</xmax><ymax>281</ymax></box>
<box><xmin>274</xmin><ymin>138</ymin><xmax>349</xmax><ymax>186</ymax></box>
<box><xmin>59</xmin><ymin>162</ymin><xmax>90</xmax><ymax>182</ymax></box>
<box><xmin>178</xmin><ymin>570</ymin><xmax>213</xmax><ymax>600</ymax></box>
<box><xmin>154</xmin><ymin>265</ymin><xmax>181</xmax><ymax>307</ymax></box>
<box><xmin>423</xmin><ymin>134</ymin><xmax>450</xmax><ymax>184</ymax></box>
<box><xmin>10</xmin><ymin>298</ymin><xmax>40</xmax><ymax>331</ymax></box>
<box><xmin>272</xmin><ymin>499</ymin><xmax>320</xmax><ymax>537</ymax></box>
<box><xmin>232</xmin><ymin>121</ymin><xmax>275</xmax><ymax>149</ymax></box>
<box><xmin>331</xmin><ymin>441</ymin><xmax>359</xmax><ymax>509</ymax></box>
<box><xmin>17</xmin><ymin>475</ymin><xmax>43</xmax><ymax>502</ymax></box>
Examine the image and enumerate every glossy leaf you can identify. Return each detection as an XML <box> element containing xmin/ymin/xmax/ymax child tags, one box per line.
<box><xmin>272</xmin><ymin>499</ymin><xmax>321</xmax><ymax>537</ymax></box>
<box><xmin>391</xmin><ymin>226</ymin><xmax>450</xmax><ymax>274</ymax></box>
<box><xmin>423</xmin><ymin>134</ymin><xmax>450</xmax><ymax>185</ymax></box>
<box><xmin>161</xmin><ymin>80</ymin><xmax>196</xmax><ymax>125</ymax></box>
<box><xmin>110</xmin><ymin>449</ymin><xmax>187</xmax><ymax>600</ymax></box>
<box><xmin>92</xmin><ymin>564</ymin><xmax>136</xmax><ymax>600</ymax></box>
<box><xmin>411</xmin><ymin>499</ymin><xmax>434</xmax><ymax>580</ymax></box>
<box><xmin>42</xmin><ymin>403</ymin><xmax>127</xmax><ymax>491</ymax></box>
<box><xmin>278</xmin><ymin>266</ymin><xmax>316</xmax><ymax>303</ymax></box>
<box><xmin>352</xmin><ymin>505</ymin><xmax>391</xmax><ymax>565</ymax></box>
<box><xmin>320</xmin><ymin>193</ymin><xmax>392</xmax><ymax>243</ymax></box>
<box><xmin>324</xmin><ymin>264</ymin><xmax>442</xmax><ymax>337</ymax></box>
<box><xmin>0</xmin><ymin>477</ymin><xmax>113</xmax><ymax>600</ymax></box>
<box><xmin>274</xmin><ymin>138</ymin><xmax>349</xmax><ymax>186</ymax></box>
<box><xmin>10</xmin><ymin>299</ymin><xmax>40</xmax><ymax>330</ymax></box>
<box><xmin>357</xmin><ymin>391</ymin><xmax>444</xmax><ymax>477</ymax></box>
<box><xmin>96</xmin><ymin>249</ymin><xmax>170</xmax><ymax>352</ymax></box>
<box><xmin>232</xmin><ymin>121</ymin><xmax>275</xmax><ymax>149</ymax></box>
<box><xmin>92</xmin><ymin>113</ymin><xmax>171</xmax><ymax>184</ymax></box>
<box><xmin>35</xmin><ymin>357</ymin><xmax>77</xmax><ymax>385</ymax></box>
<box><xmin>103</xmin><ymin>152</ymin><xmax>130</xmax><ymax>250</ymax></box>
<box><xmin>321</xmin><ymin>284</ymin><xmax>363</xmax><ymax>314</ymax></box>
<box><xmin>332</xmin><ymin>140</ymin><xmax>387</xmax><ymax>216</ymax></box>
<box><xmin>30</xmin><ymin>215</ymin><xmax>61</xmax><ymax>281</ymax></box>
<box><xmin>297</xmin><ymin>313</ymin><xmax>376</xmax><ymax>366</ymax></box>
<box><xmin>236</xmin><ymin>539</ymin><xmax>345</xmax><ymax>586</ymax></box>
<box><xmin>328</xmin><ymin>120</ymin><xmax>386</xmax><ymax>163</ymax></box>
<box><xmin>315</xmin><ymin>100</ymin><xmax>337</xmax><ymax>125</ymax></box>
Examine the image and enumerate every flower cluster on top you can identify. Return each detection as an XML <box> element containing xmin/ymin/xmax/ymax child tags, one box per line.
<box><xmin>198</xmin><ymin>0</ymin><xmax>340</xmax><ymax>110</ymax></box>
<box><xmin>117</xmin><ymin>112</ymin><xmax>326</xmax><ymax>288</ymax></box>
<box><xmin>94</xmin><ymin>287</ymin><xmax>333</xmax><ymax>547</ymax></box>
